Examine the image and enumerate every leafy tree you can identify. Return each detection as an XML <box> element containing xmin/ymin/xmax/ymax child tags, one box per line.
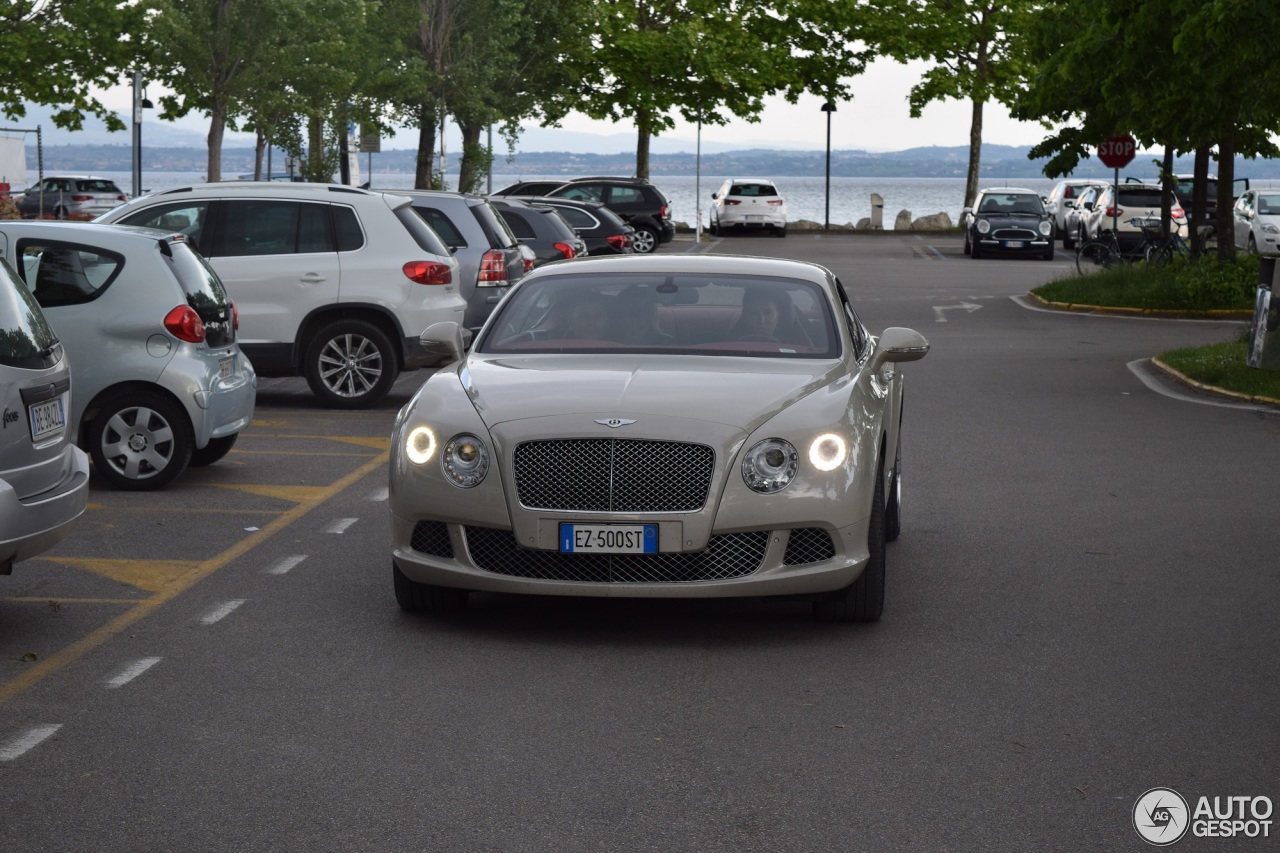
<box><xmin>0</xmin><ymin>0</ymin><xmax>149</xmax><ymax>131</ymax></box>
<box><xmin>549</xmin><ymin>0</ymin><xmax>870</xmax><ymax>180</ymax></box>
<box><xmin>868</xmin><ymin>0</ymin><xmax>1034</xmax><ymax>210</ymax></box>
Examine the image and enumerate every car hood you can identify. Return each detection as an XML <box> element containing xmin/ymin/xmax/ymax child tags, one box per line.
<box><xmin>460</xmin><ymin>354</ymin><xmax>835</xmax><ymax>431</ymax></box>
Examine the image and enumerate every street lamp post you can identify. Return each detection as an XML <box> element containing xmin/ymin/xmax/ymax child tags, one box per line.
<box><xmin>131</xmin><ymin>71</ymin><xmax>153</xmax><ymax>198</ymax></box>
<box><xmin>821</xmin><ymin>102</ymin><xmax>836</xmax><ymax>231</ymax></box>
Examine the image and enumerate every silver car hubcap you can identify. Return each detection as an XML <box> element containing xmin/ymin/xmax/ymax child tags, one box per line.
<box><xmin>632</xmin><ymin>230</ymin><xmax>656</xmax><ymax>253</ymax></box>
<box><xmin>319</xmin><ymin>333</ymin><xmax>383</xmax><ymax>398</ymax></box>
<box><xmin>101</xmin><ymin>406</ymin><xmax>174</xmax><ymax>480</ymax></box>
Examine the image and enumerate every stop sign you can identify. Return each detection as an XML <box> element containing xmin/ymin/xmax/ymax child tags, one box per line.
<box><xmin>1098</xmin><ymin>134</ymin><xmax>1137</xmax><ymax>169</ymax></box>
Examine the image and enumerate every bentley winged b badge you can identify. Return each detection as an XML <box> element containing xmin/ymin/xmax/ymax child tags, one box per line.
<box><xmin>595</xmin><ymin>418</ymin><xmax>637</xmax><ymax>428</ymax></box>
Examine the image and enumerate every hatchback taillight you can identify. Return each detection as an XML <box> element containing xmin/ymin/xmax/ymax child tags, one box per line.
<box><xmin>164</xmin><ymin>305</ymin><xmax>206</xmax><ymax>343</ymax></box>
<box><xmin>477</xmin><ymin>249</ymin><xmax>508</xmax><ymax>285</ymax></box>
<box><xmin>723</xmin><ymin>199</ymin><xmax>742</xmax><ymax>206</ymax></box>
<box><xmin>1172</xmin><ymin>206</ymin><xmax>1187</xmax><ymax>220</ymax></box>
<box><xmin>403</xmin><ymin>261</ymin><xmax>452</xmax><ymax>285</ymax></box>
<box><xmin>607</xmin><ymin>234</ymin><xmax>629</xmax><ymax>251</ymax></box>
<box><xmin>659</xmin><ymin>204</ymin><xmax>669</xmax><ymax>219</ymax></box>
<box><xmin>553</xmin><ymin>241</ymin><xmax>576</xmax><ymax>260</ymax></box>
<box><xmin>767</xmin><ymin>199</ymin><xmax>784</xmax><ymax>206</ymax></box>
<box><xmin>231</xmin><ymin>300</ymin><xmax>239</xmax><ymax>331</ymax></box>
<box><xmin>72</xmin><ymin>195</ymin><xmax>93</xmax><ymax>202</ymax></box>
<box><xmin>1106</xmin><ymin>206</ymin><xmax>1122</xmax><ymax>218</ymax></box>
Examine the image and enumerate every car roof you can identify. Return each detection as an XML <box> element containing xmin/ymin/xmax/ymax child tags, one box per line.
<box><xmin>977</xmin><ymin>187</ymin><xmax>1040</xmax><ymax>195</ymax></box>
<box><xmin>0</xmin><ymin>220</ymin><xmax>186</xmax><ymax>245</ymax></box>
<box><xmin>523</xmin><ymin>252</ymin><xmax>830</xmax><ymax>282</ymax></box>
<box><xmin>142</xmin><ymin>181</ymin><xmax>381</xmax><ymax>198</ymax></box>
<box><xmin>726</xmin><ymin>178</ymin><xmax>778</xmax><ymax>184</ymax></box>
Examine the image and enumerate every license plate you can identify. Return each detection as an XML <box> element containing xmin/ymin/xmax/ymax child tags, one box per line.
<box><xmin>219</xmin><ymin>356</ymin><xmax>235</xmax><ymax>380</ymax></box>
<box><xmin>744</xmin><ymin>215</ymin><xmax>757</xmax><ymax>221</ymax></box>
<box><xmin>29</xmin><ymin>397</ymin><xmax>65</xmax><ymax>441</ymax></box>
<box><xmin>1003</xmin><ymin>240</ymin><xmax>1025</xmax><ymax>248</ymax></box>
<box><xmin>559</xmin><ymin>523</ymin><xmax>658</xmax><ymax>554</ymax></box>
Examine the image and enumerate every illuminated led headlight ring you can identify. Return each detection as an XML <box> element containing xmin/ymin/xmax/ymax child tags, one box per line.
<box><xmin>808</xmin><ymin>433</ymin><xmax>847</xmax><ymax>472</ymax></box>
<box><xmin>405</xmin><ymin>426</ymin><xmax>436</xmax><ymax>465</ymax></box>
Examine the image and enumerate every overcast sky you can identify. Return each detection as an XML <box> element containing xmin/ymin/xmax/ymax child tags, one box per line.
<box><xmin>90</xmin><ymin>58</ymin><xmax>1052</xmax><ymax>154</ymax></box>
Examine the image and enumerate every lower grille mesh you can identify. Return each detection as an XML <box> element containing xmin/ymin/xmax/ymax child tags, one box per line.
<box><xmin>783</xmin><ymin>528</ymin><xmax>835</xmax><ymax>565</ymax></box>
<box><xmin>464</xmin><ymin>526</ymin><xmax>768</xmax><ymax>583</ymax></box>
<box><xmin>410</xmin><ymin>521</ymin><xmax>454</xmax><ymax>557</ymax></box>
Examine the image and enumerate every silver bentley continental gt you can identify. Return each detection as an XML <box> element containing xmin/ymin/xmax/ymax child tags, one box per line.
<box><xmin>389</xmin><ymin>254</ymin><xmax>929</xmax><ymax>622</ymax></box>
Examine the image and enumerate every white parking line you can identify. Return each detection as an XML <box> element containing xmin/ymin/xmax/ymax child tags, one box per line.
<box><xmin>0</xmin><ymin>725</ymin><xmax>61</xmax><ymax>761</ymax></box>
<box><xmin>327</xmin><ymin>518</ymin><xmax>358</xmax><ymax>534</ymax></box>
<box><xmin>106</xmin><ymin>658</ymin><xmax>161</xmax><ymax>689</ymax></box>
<box><xmin>200</xmin><ymin>600</ymin><xmax>246</xmax><ymax>625</ymax></box>
<box><xmin>266</xmin><ymin>555</ymin><xmax>308</xmax><ymax>575</ymax></box>
<box><xmin>365</xmin><ymin>487</ymin><xmax>388</xmax><ymax>502</ymax></box>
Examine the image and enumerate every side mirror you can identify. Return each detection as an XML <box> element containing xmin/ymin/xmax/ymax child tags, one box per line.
<box><xmin>711</xmin><ymin>192</ymin><xmax>719</xmax><ymax>199</ymax></box>
<box><xmin>870</xmin><ymin>327</ymin><xmax>930</xmax><ymax>372</ymax></box>
<box><xmin>961</xmin><ymin>206</ymin><xmax>972</xmax><ymax>216</ymax></box>
<box><xmin>419</xmin><ymin>320</ymin><xmax>467</xmax><ymax>363</ymax></box>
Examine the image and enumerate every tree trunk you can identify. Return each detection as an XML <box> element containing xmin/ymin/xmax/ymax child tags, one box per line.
<box><xmin>1160</xmin><ymin>147</ymin><xmax>1174</xmax><ymax>238</ymax></box>
<box><xmin>1191</xmin><ymin>146</ymin><xmax>1210</xmax><ymax>257</ymax></box>
<box><xmin>1216</xmin><ymin>125</ymin><xmax>1236</xmax><ymax>262</ymax></box>
<box><xmin>635</xmin><ymin>105</ymin><xmax>651</xmax><ymax>180</ymax></box>
<box><xmin>206</xmin><ymin>102</ymin><xmax>227</xmax><ymax>182</ymax></box>
<box><xmin>964</xmin><ymin>98</ymin><xmax>984</xmax><ymax>210</ymax></box>
<box><xmin>457</xmin><ymin>122</ymin><xmax>484</xmax><ymax>194</ymax></box>
<box><xmin>254</xmin><ymin>128</ymin><xmax>267</xmax><ymax>180</ymax></box>
<box><xmin>415</xmin><ymin>104</ymin><xmax>438</xmax><ymax>190</ymax></box>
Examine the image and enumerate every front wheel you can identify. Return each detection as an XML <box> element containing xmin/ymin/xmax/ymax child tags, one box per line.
<box><xmin>630</xmin><ymin>225</ymin><xmax>659</xmax><ymax>254</ymax></box>
<box><xmin>1063</xmin><ymin>229</ymin><xmax>1076</xmax><ymax>250</ymax></box>
<box><xmin>1145</xmin><ymin>244</ymin><xmax>1174</xmax><ymax>268</ymax></box>
<box><xmin>304</xmin><ymin>319</ymin><xmax>399</xmax><ymax>409</ymax></box>
<box><xmin>814</xmin><ymin>454</ymin><xmax>886</xmax><ymax>623</ymax></box>
<box><xmin>88</xmin><ymin>389</ymin><xmax>193</xmax><ymax>490</ymax></box>
<box><xmin>1076</xmin><ymin>240</ymin><xmax>1120</xmax><ymax>275</ymax></box>
<box><xmin>1248</xmin><ymin>234</ymin><xmax>1258</xmax><ymax>254</ymax></box>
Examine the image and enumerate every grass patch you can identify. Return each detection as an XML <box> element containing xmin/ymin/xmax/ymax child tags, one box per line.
<box><xmin>1158</xmin><ymin>332</ymin><xmax>1280</xmax><ymax>400</ymax></box>
<box><xmin>1032</xmin><ymin>254</ymin><xmax>1260</xmax><ymax>311</ymax></box>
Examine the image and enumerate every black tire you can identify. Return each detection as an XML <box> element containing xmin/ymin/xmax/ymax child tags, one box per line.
<box><xmin>777</xmin><ymin>225</ymin><xmax>787</xmax><ymax>238</ymax></box>
<box><xmin>970</xmin><ymin>240</ymin><xmax>982</xmax><ymax>259</ymax></box>
<box><xmin>630</xmin><ymin>225</ymin><xmax>659</xmax><ymax>254</ymax></box>
<box><xmin>708</xmin><ymin>213</ymin><xmax>719</xmax><ymax>236</ymax></box>
<box><xmin>962</xmin><ymin>234</ymin><xmax>971</xmax><ymax>256</ymax></box>
<box><xmin>1042</xmin><ymin>245</ymin><xmax>1055</xmax><ymax>261</ymax></box>
<box><xmin>304</xmin><ymin>319</ymin><xmax>399</xmax><ymax>409</ymax></box>
<box><xmin>189</xmin><ymin>433</ymin><xmax>238</xmax><ymax>467</ymax></box>
<box><xmin>814</xmin><ymin>454</ymin><xmax>886</xmax><ymax>623</ymax></box>
<box><xmin>885</xmin><ymin>433</ymin><xmax>902</xmax><ymax>543</ymax></box>
<box><xmin>88</xmin><ymin>389</ymin><xmax>193</xmax><ymax>491</ymax></box>
<box><xmin>1076</xmin><ymin>240</ymin><xmax>1120</xmax><ymax>275</ymax></box>
<box><xmin>1063</xmin><ymin>229</ymin><xmax>1076</xmax><ymax>250</ymax></box>
<box><xmin>393</xmin><ymin>563</ymin><xmax>469</xmax><ymax>613</ymax></box>
<box><xmin>1248</xmin><ymin>234</ymin><xmax>1258</xmax><ymax>254</ymax></box>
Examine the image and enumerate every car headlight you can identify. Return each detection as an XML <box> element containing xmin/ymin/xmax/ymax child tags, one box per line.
<box><xmin>742</xmin><ymin>438</ymin><xmax>798</xmax><ymax>494</ymax></box>
<box><xmin>976</xmin><ymin>219</ymin><xmax>990</xmax><ymax>234</ymax></box>
<box><xmin>808</xmin><ymin>433</ymin><xmax>847</xmax><ymax>472</ymax></box>
<box><xmin>442</xmin><ymin>433</ymin><xmax>489</xmax><ymax>488</ymax></box>
<box><xmin>405</xmin><ymin>426</ymin><xmax>436</xmax><ymax>465</ymax></box>
<box><xmin>1038</xmin><ymin>221</ymin><xmax>1052</xmax><ymax>236</ymax></box>
<box><xmin>1263</xmin><ymin>223</ymin><xmax>1279</xmax><ymax>235</ymax></box>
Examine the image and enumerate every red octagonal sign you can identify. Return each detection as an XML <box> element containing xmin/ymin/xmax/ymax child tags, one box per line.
<box><xmin>1098</xmin><ymin>134</ymin><xmax>1137</xmax><ymax>169</ymax></box>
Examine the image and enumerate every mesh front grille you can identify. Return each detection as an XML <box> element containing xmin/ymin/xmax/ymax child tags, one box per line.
<box><xmin>464</xmin><ymin>526</ymin><xmax>767</xmax><ymax>583</ymax></box>
<box><xmin>410</xmin><ymin>521</ymin><xmax>454</xmax><ymax>557</ymax></box>
<box><xmin>513</xmin><ymin>439</ymin><xmax>714</xmax><ymax>512</ymax></box>
<box><xmin>991</xmin><ymin>227</ymin><xmax>1038</xmax><ymax>240</ymax></box>
<box><xmin>784</xmin><ymin>528</ymin><xmax>835</xmax><ymax>565</ymax></box>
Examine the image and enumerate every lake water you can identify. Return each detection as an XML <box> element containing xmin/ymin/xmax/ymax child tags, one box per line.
<box><xmin>99</xmin><ymin>170</ymin><xmax>1062</xmax><ymax>230</ymax></box>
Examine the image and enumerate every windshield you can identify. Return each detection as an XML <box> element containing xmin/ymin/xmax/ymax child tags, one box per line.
<box><xmin>478</xmin><ymin>271</ymin><xmax>839</xmax><ymax>358</ymax></box>
<box><xmin>977</xmin><ymin>193</ymin><xmax>1044</xmax><ymax>215</ymax></box>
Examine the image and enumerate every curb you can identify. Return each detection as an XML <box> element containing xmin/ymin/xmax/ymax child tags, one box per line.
<box><xmin>1149</xmin><ymin>357</ymin><xmax>1280</xmax><ymax>408</ymax></box>
<box><xmin>1026</xmin><ymin>292</ymin><xmax>1252</xmax><ymax>319</ymax></box>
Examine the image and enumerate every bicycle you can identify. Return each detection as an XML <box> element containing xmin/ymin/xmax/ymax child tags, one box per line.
<box><xmin>1142</xmin><ymin>219</ymin><xmax>1192</xmax><ymax>267</ymax></box>
<box><xmin>1074</xmin><ymin>218</ymin><xmax>1168</xmax><ymax>275</ymax></box>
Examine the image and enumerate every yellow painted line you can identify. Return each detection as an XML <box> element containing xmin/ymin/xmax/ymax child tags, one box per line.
<box><xmin>210</xmin><ymin>483</ymin><xmax>330</xmax><ymax>503</ymax></box>
<box><xmin>4</xmin><ymin>597</ymin><xmax>145</xmax><ymax>605</ymax></box>
<box><xmin>77</xmin><ymin>507</ymin><xmax>282</xmax><ymax>516</ymax></box>
<box><xmin>327</xmin><ymin>436</ymin><xmax>391</xmax><ymax>451</ymax></box>
<box><xmin>0</xmin><ymin>449</ymin><xmax>389</xmax><ymax>706</ymax></box>
<box><xmin>228</xmin><ymin>450</ymin><xmax>377</xmax><ymax>458</ymax></box>
<box><xmin>43</xmin><ymin>558</ymin><xmax>203</xmax><ymax>593</ymax></box>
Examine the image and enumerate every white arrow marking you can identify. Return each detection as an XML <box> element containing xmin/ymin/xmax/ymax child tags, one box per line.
<box><xmin>933</xmin><ymin>302</ymin><xmax>982</xmax><ymax>322</ymax></box>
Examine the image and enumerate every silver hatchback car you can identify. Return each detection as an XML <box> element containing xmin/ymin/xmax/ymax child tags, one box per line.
<box><xmin>0</xmin><ymin>258</ymin><xmax>89</xmax><ymax>575</ymax></box>
<box><xmin>0</xmin><ymin>222</ymin><xmax>257</xmax><ymax>490</ymax></box>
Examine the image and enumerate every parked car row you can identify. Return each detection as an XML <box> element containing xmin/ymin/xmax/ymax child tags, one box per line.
<box><xmin>493</xmin><ymin>175</ymin><xmax>676</xmax><ymax>253</ymax></box>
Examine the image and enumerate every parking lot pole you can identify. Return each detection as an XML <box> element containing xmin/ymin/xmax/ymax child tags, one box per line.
<box><xmin>1112</xmin><ymin>167</ymin><xmax>1119</xmax><ymax>235</ymax></box>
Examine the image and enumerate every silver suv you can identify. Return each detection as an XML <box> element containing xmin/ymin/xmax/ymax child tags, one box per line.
<box><xmin>0</xmin><ymin>221</ymin><xmax>258</xmax><ymax>490</ymax></box>
<box><xmin>96</xmin><ymin>183</ymin><xmax>464</xmax><ymax>408</ymax></box>
<box><xmin>0</xmin><ymin>258</ymin><xmax>89</xmax><ymax>575</ymax></box>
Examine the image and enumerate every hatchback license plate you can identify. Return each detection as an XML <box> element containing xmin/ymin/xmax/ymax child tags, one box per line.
<box><xmin>219</xmin><ymin>356</ymin><xmax>235</xmax><ymax>380</ymax></box>
<box><xmin>1003</xmin><ymin>240</ymin><xmax>1025</xmax><ymax>248</ymax></box>
<box><xmin>29</xmin><ymin>397</ymin><xmax>65</xmax><ymax>441</ymax></box>
<box><xmin>560</xmin><ymin>523</ymin><xmax>658</xmax><ymax>554</ymax></box>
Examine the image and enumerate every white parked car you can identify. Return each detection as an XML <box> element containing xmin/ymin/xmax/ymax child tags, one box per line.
<box><xmin>709</xmin><ymin>179</ymin><xmax>787</xmax><ymax>237</ymax></box>
<box><xmin>1044</xmin><ymin>179</ymin><xmax>1108</xmax><ymax>248</ymax></box>
<box><xmin>96</xmin><ymin>183</ymin><xmax>464</xmax><ymax>408</ymax></box>
<box><xmin>1231</xmin><ymin>189</ymin><xmax>1280</xmax><ymax>256</ymax></box>
<box><xmin>389</xmin><ymin>254</ymin><xmax>930</xmax><ymax>622</ymax></box>
<box><xmin>0</xmin><ymin>221</ymin><xmax>257</xmax><ymax>490</ymax></box>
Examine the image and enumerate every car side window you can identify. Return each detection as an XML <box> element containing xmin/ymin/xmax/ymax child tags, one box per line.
<box><xmin>833</xmin><ymin>278</ymin><xmax>867</xmax><ymax>361</ymax></box>
<box><xmin>211</xmin><ymin>200</ymin><xmax>336</xmax><ymax>257</ymax></box>
<box><xmin>607</xmin><ymin>186</ymin><xmax>644</xmax><ymax>205</ymax></box>
<box><xmin>559</xmin><ymin>184</ymin><xmax>603</xmax><ymax>203</ymax></box>
<box><xmin>19</xmin><ymin>242</ymin><xmax>121</xmax><ymax>307</ymax></box>
<box><xmin>331</xmin><ymin>205</ymin><xmax>364</xmax><ymax>252</ymax></box>
<box><xmin>548</xmin><ymin>205</ymin><xmax>596</xmax><ymax>230</ymax></box>
<box><xmin>117</xmin><ymin>201</ymin><xmax>210</xmax><ymax>245</ymax></box>
<box><xmin>0</xmin><ymin>258</ymin><xmax>59</xmax><ymax>368</ymax></box>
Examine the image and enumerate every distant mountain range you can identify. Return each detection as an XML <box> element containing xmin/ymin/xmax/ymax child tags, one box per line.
<box><xmin>4</xmin><ymin>102</ymin><xmax>1278</xmax><ymax>180</ymax></box>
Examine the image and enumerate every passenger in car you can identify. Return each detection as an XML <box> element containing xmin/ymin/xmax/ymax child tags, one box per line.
<box><xmin>730</xmin><ymin>288</ymin><xmax>809</xmax><ymax>344</ymax></box>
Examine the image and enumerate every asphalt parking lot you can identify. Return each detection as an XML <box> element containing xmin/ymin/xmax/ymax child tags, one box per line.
<box><xmin>3</xmin><ymin>231</ymin><xmax>1277</xmax><ymax>852</ymax></box>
